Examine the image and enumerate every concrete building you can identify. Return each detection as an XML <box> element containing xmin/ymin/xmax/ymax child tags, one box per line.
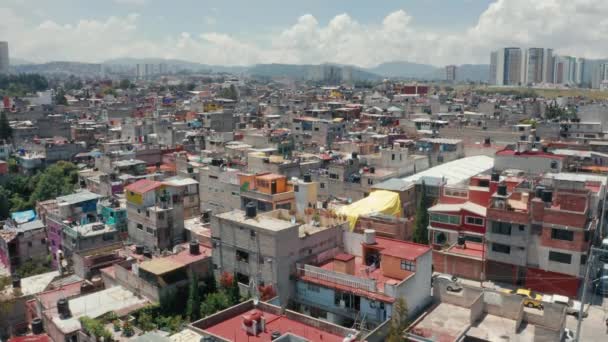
<box><xmin>0</xmin><ymin>41</ymin><xmax>8</xmax><ymax>74</ymax></box>
<box><xmin>292</xmin><ymin>116</ymin><xmax>345</xmax><ymax>148</ymax></box>
<box><xmin>554</xmin><ymin>55</ymin><xmax>577</xmax><ymax>85</ymax></box>
<box><xmin>445</xmin><ymin>65</ymin><xmax>457</xmax><ymax>82</ymax></box>
<box><xmin>525</xmin><ymin>48</ymin><xmax>545</xmax><ymax>85</ymax></box>
<box><xmin>125</xmin><ymin>179</ymin><xmax>186</xmax><ymax>251</ymax></box>
<box><xmin>0</xmin><ymin>219</ymin><xmax>47</xmax><ymax>273</ymax></box>
<box><xmin>211</xmin><ymin>208</ymin><xmax>344</xmax><ymax>305</ymax></box>
<box><xmin>199</xmin><ymin>161</ymin><xmax>241</xmax><ymax>215</ymax></box>
<box><xmin>37</xmin><ymin>191</ymin><xmax>103</xmax><ymax>269</ymax></box>
<box><xmin>294</xmin><ymin>230</ymin><xmax>432</xmax><ymax>330</ymax></box>
<box><xmin>190</xmin><ymin>300</ymin><xmax>360</xmax><ymax>342</ymax></box>
<box><xmin>484</xmin><ymin>175</ymin><xmax>598</xmax><ymax>297</ymax></box>
<box><xmin>239</xmin><ymin>172</ymin><xmax>295</xmax><ymax>212</ymax></box>
<box><xmin>163</xmin><ymin>176</ymin><xmax>200</xmax><ymax>219</ymax></box>
<box><xmin>407</xmin><ymin>282</ymin><xmax>567</xmax><ymax>341</ymax></box>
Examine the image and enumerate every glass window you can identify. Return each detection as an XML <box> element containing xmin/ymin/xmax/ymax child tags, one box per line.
<box><xmin>549</xmin><ymin>251</ymin><xmax>572</xmax><ymax>264</ymax></box>
<box><xmin>466</xmin><ymin>216</ymin><xmax>484</xmax><ymax>226</ymax></box>
<box><xmin>400</xmin><ymin>259</ymin><xmax>416</xmax><ymax>271</ymax></box>
<box><xmin>491</xmin><ymin>221</ymin><xmax>511</xmax><ymax>235</ymax></box>
<box><xmin>551</xmin><ymin>229</ymin><xmax>574</xmax><ymax>241</ymax></box>
<box><xmin>430</xmin><ymin>213</ymin><xmax>460</xmax><ymax>225</ymax></box>
<box><xmin>491</xmin><ymin>243</ymin><xmax>511</xmax><ymax>254</ymax></box>
<box><xmin>307</xmin><ymin>284</ymin><xmax>320</xmax><ymax>293</ymax></box>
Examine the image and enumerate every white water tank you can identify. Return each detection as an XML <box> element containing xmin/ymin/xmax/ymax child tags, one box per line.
<box><xmin>364</xmin><ymin>229</ymin><xmax>376</xmax><ymax>244</ymax></box>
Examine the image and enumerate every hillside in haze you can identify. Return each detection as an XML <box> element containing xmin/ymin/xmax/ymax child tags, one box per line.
<box><xmin>9</xmin><ymin>58</ymin><xmax>489</xmax><ymax>82</ymax></box>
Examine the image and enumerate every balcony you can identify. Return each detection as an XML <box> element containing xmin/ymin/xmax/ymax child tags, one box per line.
<box><xmin>296</xmin><ymin>264</ymin><xmax>376</xmax><ymax>292</ymax></box>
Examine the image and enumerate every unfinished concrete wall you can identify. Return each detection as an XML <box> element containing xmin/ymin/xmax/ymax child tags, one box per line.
<box><xmin>469</xmin><ymin>292</ymin><xmax>485</xmax><ymax>324</ymax></box>
<box><xmin>433</xmin><ymin>283</ymin><xmax>482</xmax><ymax>308</ymax></box>
<box><xmin>524</xmin><ymin>302</ymin><xmax>566</xmax><ymax>331</ymax></box>
<box><xmin>483</xmin><ymin>291</ymin><xmax>522</xmax><ymax>320</ymax></box>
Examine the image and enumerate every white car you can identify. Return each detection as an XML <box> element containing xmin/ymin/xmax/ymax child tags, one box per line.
<box><xmin>543</xmin><ymin>294</ymin><xmax>586</xmax><ymax>318</ymax></box>
<box><xmin>432</xmin><ymin>273</ymin><xmax>462</xmax><ymax>292</ymax></box>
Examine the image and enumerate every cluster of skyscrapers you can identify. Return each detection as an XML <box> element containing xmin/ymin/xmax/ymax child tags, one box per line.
<box><xmin>135</xmin><ymin>63</ymin><xmax>168</xmax><ymax>79</ymax></box>
<box><xmin>490</xmin><ymin>47</ymin><xmax>608</xmax><ymax>89</ymax></box>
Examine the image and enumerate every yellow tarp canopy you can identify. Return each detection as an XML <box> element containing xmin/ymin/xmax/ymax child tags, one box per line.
<box><xmin>338</xmin><ymin>190</ymin><xmax>401</xmax><ymax>230</ymax></box>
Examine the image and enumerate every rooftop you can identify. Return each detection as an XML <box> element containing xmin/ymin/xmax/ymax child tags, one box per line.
<box><xmin>163</xmin><ymin>176</ymin><xmax>199</xmax><ymax>187</ymax></box>
<box><xmin>402</xmin><ymin>156</ymin><xmax>494</xmax><ymax>186</ymax></box>
<box><xmin>139</xmin><ymin>242</ymin><xmax>211</xmax><ymax>275</ymax></box>
<box><xmin>3</xmin><ymin>271</ymin><xmax>60</xmax><ymax>298</ymax></box>
<box><xmin>368</xmin><ymin>236</ymin><xmax>431</xmax><ymax>260</ymax></box>
<box><xmin>215</xmin><ymin>210</ymin><xmax>299</xmax><ymax>233</ymax></box>
<box><xmin>429</xmin><ymin>202</ymin><xmax>487</xmax><ymax>217</ymax></box>
<box><xmin>125</xmin><ymin>179</ymin><xmax>163</xmax><ymax>194</ymax></box>
<box><xmin>51</xmin><ymin>286</ymin><xmax>148</xmax><ymax>333</ymax></box>
<box><xmin>56</xmin><ymin>191</ymin><xmax>102</xmax><ymax>206</ymax></box>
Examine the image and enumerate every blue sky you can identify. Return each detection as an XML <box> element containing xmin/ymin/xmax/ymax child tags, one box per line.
<box><xmin>1</xmin><ymin>0</ymin><xmax>606</xmax><ymax>66</ymax></box>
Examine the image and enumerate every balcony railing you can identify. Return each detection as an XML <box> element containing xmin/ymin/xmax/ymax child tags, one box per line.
<box><xmin>296</xmin><ymin>264</ymin><xmax>376</xmax><ymax>292</ymax></box>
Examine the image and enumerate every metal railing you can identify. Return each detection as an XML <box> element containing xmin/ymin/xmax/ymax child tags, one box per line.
<box><xmin>297</xmin><ymin>264</ymin><xmax>376</xmax><ymax>292</ymax></box>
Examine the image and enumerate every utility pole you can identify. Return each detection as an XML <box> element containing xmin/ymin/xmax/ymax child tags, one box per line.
<box><xmin>575</xmin><ymin>247</ymin><xmax>605</xmax><ymax>341</ymax></box>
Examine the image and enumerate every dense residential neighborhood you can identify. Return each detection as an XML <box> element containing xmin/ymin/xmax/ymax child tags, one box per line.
<box><xmin>3</xmin><ymin>10</ymin><xmax>608</xmax><ymax>340</ymax></box>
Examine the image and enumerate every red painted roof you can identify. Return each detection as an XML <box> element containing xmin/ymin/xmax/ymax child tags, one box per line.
<box><xmin>36</xmin><ymin>281</ymin><xmax>84</xmax><ymax>310</ymax></box>
<box><xmin>124</xmin><ymin>179</ymin><xmax>163</xmax><ymax>194</ymax></box>
<box><xmin>334</xmin><ymin>253</ymin><xmax>355</xmax><ymax>262</ymax></box>
<box><xmin>496</xmin><ymin>149</ymin><xmax>564</xmax><ymax>160</ymax></box>
<box><xmin>203</xmin><ymin>308</ymin><xmax>346</xmax><ymax>342</ymax></box>
<box><xmin>366</xmin><ymin>236</ymin><xmax>431</xmax><ymax>260</ymax></box>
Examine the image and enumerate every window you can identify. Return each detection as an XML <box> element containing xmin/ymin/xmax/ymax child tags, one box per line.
<box><xmin>549</xmin><ymin>251</ymin><xmax>572</xmax><ymax>264</ymax></box>
<box><xmin>444</xmin><ymin>188</ymin><xmax>468</xmax><ymax>198</ymax></box>
<box><xmin>146</xmin><ymin>227</ymin><xmax>154</xmax><ymax>235</ymax></box>
<box><xmin>430</xmin><ymin>213</ymin><xmax>460</xmax><ymax>225</ymax></box>
<box><xmin>103</xmin><ymin>233</ymin><xmax>115</xmax><ymax>241</ymax></box>
<box><xmin>584</xmin><ymin>230</ymin><xmax>590</xmax><ymax>242</ymax></box>
<box><xmin>466</xmin><ymin>216</ymin><xmax>484</xmax><ymax>226</ymax></box>
<box><xmin>391</xmin><ymin>154</ymin><xmax>395</xmax><ymax>161</ymax></box>
<box><xmin>581</xmin><ymin>254</ymin><xmax>588</xmax><ymax>265</ymax></box>
<box><xmin>236</xmin><ymin>250</ymin><xmax>250</xmax><ymax>263</ymax></box>
<box><xmin>519</xmin><ymin>225</ymin><xmax>525</xmax><ymax>231</ymax></box>
<box><xmin>137</xmin><ymin>223</ymin><xmax>143</xmax><ymax>230</ymax></box>
<box><xmin>491</xmin><ymin>221</ymin><xmax>511</xmax><ymax>235</ymax></box>
<box><xmin>209</xmin><ymin>175</ymin><xmax>218</xmax><ymax>179</ymax></box>
<box><xmin>294</xmin><ymin>185</ymin><xmax>299</xmax><ymax>192</ymax></box>
<box><xmin>250</xmin><ymin>230</ymin><xmax>256</xmax><ymax>238</ymax></box>
<box><xmin>320</xmin><ymin>183</ymin><xmax>325</xmax><ymax>189</ymax></box>
<box><xmin>491</xmin><ymin>243</ymin><xmax>511</xmax><ymax>254</ymax></box>
<box><xmin>329</xmin><ymin>173</ymin><xmax>339</xmax><ymax>180</ymax></box>
<box><xmin>307</xmin><ymin>283</ymin><xmax>321</xmax><ymax>292</ymax></box>
<box><xmin>400</xmin><ymin>259</ymin><xmax>415</xmax><ymax>272</ymax></box>
<box><xmin>28</xmin><ymin>241</ymin><xmax>32</xmax><ymax>247</ymax></box>
<box><xmin>157</xmin><ymin>212</ymin><xmax>164</xmax><ymax>220</ymax></box>
<box><xmin>551</xmin><ymin>229</ymin><xmax>574</xmax><ymax>241</ymax></box>
<box><xmin>368</xmin><ymin>179</ymin><xmax>373</xmax><ymax>185</ymax></box>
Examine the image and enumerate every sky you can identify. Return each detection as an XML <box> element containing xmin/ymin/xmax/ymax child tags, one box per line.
<box><xmin>1</xmin><ymin>0</ymin><xmax>608</xmax><ymax>67</ymax></box>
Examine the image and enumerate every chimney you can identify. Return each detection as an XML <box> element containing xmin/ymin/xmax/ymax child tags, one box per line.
<box><xmin>333</xmin><ymin>253</ymin><xmax>356</xmax><ymax>275</ymax></box>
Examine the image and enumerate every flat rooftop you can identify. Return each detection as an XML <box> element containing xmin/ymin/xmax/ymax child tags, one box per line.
<box><xmin>56</xmin><ymin>191</ymin><xmax>102</xmax><ymax>206</ymax></box>
<box><xmin>51</xmin><ymin>286</ymin><xmax>148</xmax><ymax>334</ymax></box>
<box><xmin>215</xmin><ymin>210</ymin><xmax>299</xmax><ymax>232</ymax></box>
<box><xmin>409</xmin><ymin>303</ymin><xmax>470</xmax><ymax>341</ymax></box>
<box><xmin>202</xmin><ymin>308</ymin><xmax>346</xmax><ymax>342</ymax></box>
<box><xmin>402</xmin><ymin>155</ymin><xmax>494</xmax><ymax>186</ymax></box>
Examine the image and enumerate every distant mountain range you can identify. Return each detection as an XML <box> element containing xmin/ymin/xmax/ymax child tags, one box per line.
<box><xmin>10</xmin><ymin>58</ymin><xmax>490</xmax><ymax>82</ymax></box>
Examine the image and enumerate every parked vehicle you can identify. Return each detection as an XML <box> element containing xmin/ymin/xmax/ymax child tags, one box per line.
<box><xmin>503</xmin><ymin>288</ymin><xmax>544</xmax><ymax>309</ymax></box>
<box><xmin>593</xmin><ymin>275</ymin><xmax>608</xmax><ymax>295</ymax></box>
<box><xmin>543</xmin><ymin>294</ymin><xmax>586</xmax><ymax>318</ymax></box>
<box><xmin>432</xmin><ymin>273</ymin><xmax>462</xmax><ymax>292</ymax></box>
<box><xmin>599</xmin><ymin>238</ymin><xmax>608</xmax><ymax>262</ymax></box>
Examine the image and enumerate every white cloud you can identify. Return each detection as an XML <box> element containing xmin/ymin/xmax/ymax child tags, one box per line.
<box><xmin>2</xmin><ymin>0</ymin><xmax>608</xmax><ymax>67</ymax></box>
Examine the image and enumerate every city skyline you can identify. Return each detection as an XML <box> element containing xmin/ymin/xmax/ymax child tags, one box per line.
<box><xmin>2</xmin><ymin>0</ymin><xmax>608</xmax><ymax>67</ymax></box>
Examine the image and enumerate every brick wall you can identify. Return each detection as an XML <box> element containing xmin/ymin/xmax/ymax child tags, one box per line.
<box><xmin>540</xmin><ymin>227</ymin><xmax>588</xmax><ymax>252</ymax></box>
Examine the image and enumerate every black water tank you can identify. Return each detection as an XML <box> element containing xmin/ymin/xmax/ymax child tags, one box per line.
<box><xmin>143</xmin><ymin>249</ymin><xmax>153</xmax><ymax>258</ymax></box>
<box><xmin>497</xmin><ymin>184</ymin><xmax>507</xmax><ymax>196</ymax></box>
<box><xmin>542</xmin><ymin>190</ymin><xmax>553</xmax><ymax>203</ymax></box>
<box><xmin>484</xmin><ymin>137</ymin><xmax>491</xmax><ymax>145</ymax></box>
<box><xmin>457</xmin><ymin>236</ymin><xmax>466</xmax><ymax>245</ymax></box>
<box><xmin>246</xmin><ymin>202</ymin><xmax>257</xmax><ymax>218</ymax></box>
<box><xmin>57</xmin><ymin>298</ymin><xmax>71</xmax><ymax>319</ymax></box>
<box><xmin>491</xmin><ymin>172</ymin><xmax>499</xmax><ymax>182</ymax></box>
<box><xmin>135</xmin><ymin>245</ymin><xmax>144</xmax><ymax>255</ymax></box>
<box><xmin>190</xmin><ymin>240</ymin><xmax>200</xmax><ymax>255</ymax></box>
<box><xmin>535</xmin><ymin>186</ymin><xmax>545</xmax><ymax>198</ymax></box>
<box><xmin>303</xmin><ymin>173</ymin><xmax>312</xmax><ymax>183</ymax></box>
<box><xmin>370</xmin><ymin>167</ymin><xmax>375</xmax><ymax>174</ymax></box>
<box><xmin>352</xmin><ymin>152</ymin><xmax>358</xmax><ymax>159</ymax></box>
<box><xmin>542</xmin><ymin>146</ymin><xmax>548</xmax><ymax>153</ymax></box>
<box><xmin>31</xmin><ymin>318</ymin><xmax>44</xmax><ymax>335</ymax></box>
<box><xmin>12</xmin><ymin>276</ymin><xmax>21</xmax><ymax>289</ymax></box>
<box><xmin>520</xmin><ymin>135</ymin><xmax>527</xmax><ymax>141</ymax></box>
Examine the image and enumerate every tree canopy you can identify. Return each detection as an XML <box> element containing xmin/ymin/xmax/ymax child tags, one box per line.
<box><xmin>413</xmin><ymin>181</ymin><xmax>431</xmax><ymax>244</ymax></box>
<box><xmin>0</xmin><ymin>74</ymin><xmax>48</xmax><ymax>96</ymax></box>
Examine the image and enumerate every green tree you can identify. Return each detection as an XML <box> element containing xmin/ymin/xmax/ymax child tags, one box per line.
<box><xmin>200</xmin><ymin>291</ymin><xmax>231</xmax><ymax>318</ymax></box>
<box><xmin>0</xmin><ymin>187</ymin><xmax>10</xmax><ymax>220</ymax></box>
<box><xmin>186</xmin><ymin>273</ymin><xmax>201</xmax><ymax>321</ymax></box>
<box><xmin>229</xmin><ymin>273</ymin><xmax>240</xmax><ymax>304</ymax></box>
<box><xmin>412</xmin><ymin>181</ymin><xmax>431</xmax><ymax>244</ymax></box>
<box><xmin>15</xmin><ymin>258</ymin><xmax>51</xmax><ymax>278</ymax></box>
<box><xmin>118</xmin><ymin>79</ymin><xmax>132</xmax><ymax>90</ymax></box>
<box><xmin>386</xmin><ymin>298</ymin><xmax>409</xmax><ymax>342</ymax></box>
<box><xmin>54</xmin><ymin>89</ymin><xmax>68</xmax><ymax>105</ymax></box>
<box><xmin>203</xmin><ymin>272</ymin><xmax>217</xmax><ymax>296</ymax></box>
<box><xmin>0</xmin><ymin>112</ymin><xmax>12</xmax><ymax>142</ymax></box>
<box><xmin>137</xmin><ymin>311</ymin><xmax>156</xmax><ymax>332</ymax></box>
<box><xmin>30</xmin><ymin>161</ymin><xmax>78</xmax><ymax>204</ymax></box>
